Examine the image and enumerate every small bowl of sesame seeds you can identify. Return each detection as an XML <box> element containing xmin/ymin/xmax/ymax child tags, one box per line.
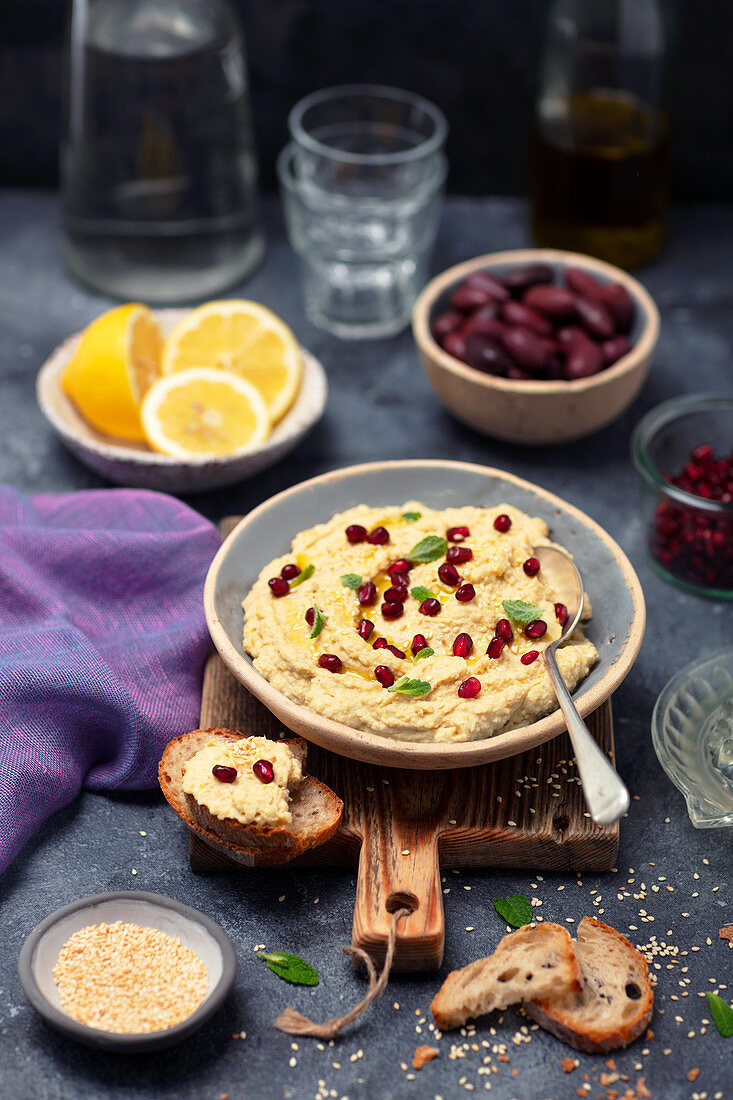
<box><xmin>18</xmin><ymin>890</ymin><xmax>237</xmax><ymax>1051</ymax></box>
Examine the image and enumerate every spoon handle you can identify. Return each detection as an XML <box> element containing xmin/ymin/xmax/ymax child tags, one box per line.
<box><xmin>543</xmin><ymin>650</ymin><xmax>630</xmax><ymax>826</ymax></box>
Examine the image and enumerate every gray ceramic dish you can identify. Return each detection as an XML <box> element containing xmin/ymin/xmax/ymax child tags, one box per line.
<box><xmin>18</xmin><ymin>891</ymin><xmax>237</xmax><ymax>1052</ymax></box>
<box><xmin>205</xmin><ymin>460</ymin><xmax>646</xmax><ymax>769</ymax></box>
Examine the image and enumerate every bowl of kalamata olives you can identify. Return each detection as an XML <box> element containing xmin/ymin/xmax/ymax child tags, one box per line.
<box><xmin>412</xmin><ymin>248</ymin><xmax>660</xmax><ymax>444</ymax></box>
<box><xmin>632</xmin><ymin>393</ymin><xmax>733</xmax><ymax>600</ymax></box>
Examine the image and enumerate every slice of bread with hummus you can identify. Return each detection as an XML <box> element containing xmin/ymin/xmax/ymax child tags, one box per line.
<box><xmin>159</xmin><ymin>727</ymin><xmax>343</xmax><ymax>865</ymax></box>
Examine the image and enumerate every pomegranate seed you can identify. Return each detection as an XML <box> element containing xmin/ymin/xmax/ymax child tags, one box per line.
<box><xmin>367</xmin><ymin>526</ymin><xmax>390</xmax><ymax>545</ymax></box>
<box><xmin>268</xmin><ymin>576</ymin><xmax>289</xmax><ymax>597</ymax></box>
<box><xmin>252</xmin><ymin>759</ymin><xmax>275</xmax><ymax>783</ymax></box>
<box><xmin>458</xmin><ymin>676</ymin><xmax>481</xmax><ymax>699</ymax></box>
<box><xmin>372</xmin><ymin>637</ymin><xmax>388</xmax><ymax>649</ymax></box>
<box><xmin>318</xmin><ymin>654</ymin><xmax>342</xmax><ymax>672</ymax></box>
<box><xmin>495</xmin><ymin>618</ymin><xmax>513</xmax><ymax>643</ymax></box>
<box><xmin>411</xmin><ymin>633</ymin><xmax>428</xmax><ymax>655</ymax></box>
<box><xmin>447</xmin><ymin>525</ymin><xmax>470</xmax><ymax>542</ymax></box>
<box><xmin>384</xmin><ymin>585</ymin><xmax>408</xmax><ymax>602</ymax></box>
<box><xmin>494</xmin><ymin>514</ymin><xmax>512</xmax><ymax>532</ymax></box>
<box><xmin>453</xmin><ymin>632</ymin><xmax>473</xmax><ymax>657</ymax></box>
<box><xmin>382</xmin><ymin>601</ymin><xmax>404</xmax><ymax>620</ymax></box>
<box><xmin>357</xmin><ymin>618</ymin><xmax>374</xmax><ymax>641</ymax></box>
<box><xmin>212</xmin><ymin>764</ymin><xmax>237</xmax><ymax>783</ymax></box>
<box><xmin>388</xmin><ymin>559</ymin><xmax>412</xmax><ymax>576</ymax></box>
<box><xmin>357</xmin><ymin>581</ymin><xmax>377</xmax><ymax>606</ymax></box>
<box><xmin>387</xmin><ymin>644</ymin><xmax>406</xmax><ymax>659</ymax></box>
<box><xmin>346</xmin><ymin>524</ymin><xmax>367</xmax><ymax>543</ymax></box>
<box><xmin>420</xmin><ymin>598</ymin><xmax>441</xmax><ymax>616</ymax></box>
<box><xmin>487</xmin><ymin>637</ymin><xmax>505</xmax><ymax>659</ymax></box>
<box><xmin>555</xmin><ymin>602</ymin><xmax>569</xmax><ymax>627</ymax></box>
<box><xmin>521</xmin><ymin>650</ymin><xmax>540</xmax><ymax>665</ymax></box>
<box><xmin>281</xmin><ymin>563</ymin><xmax>301</xmax><ymax>580</ymax></box>
<box><xmin>390</xmin><ymin>571</ymin><xmax>410</xmax><ymax>588</ymax></box>
<box><xmin>523</xmin><ymin>556</ymin><xmax>540</xmax><ymax>577</ymax></box>
<box><xmin>525</xmin><ymin>619</ymin><xmax>547</xmax><ymax>639</ymax></box>
<box><xmin>305</xmin><ymin>607</ymin><xmax>316</xmax><ymax>626</ymax></box>
<box><xmin>438</xmin><ymin>562</ymin><xmax>460</xmax><ymax>586</ymax></box>
<box><xmin>455</xmin><ymin>583</ymin><xmax>476</xmax><ymax>602</ymax></box>
<box><xmin>446</xmin><ymin>545</ymin><xmax>472</xmax><ymax>564</ymax></box>
<box><xmin>375</xmin><ymin>665</ymin><xmax>395</xmax><ymax>688</ymax></box>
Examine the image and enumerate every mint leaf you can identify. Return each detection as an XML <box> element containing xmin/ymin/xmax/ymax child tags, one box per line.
<box><xmin>493</xmin><ymin>894</ymin><xmax>533</xmax><ymax>928</ymax></box>
<box><xmin>414</xmin><ymin>646</ymin><xmax>434</xmax><ymax>660</ymax></box>
<box><xmin>309</xmin><ymin>605</ymin><xmax>325</xmax><ymax>639</ymax></box>
<box><xmin>402</xmin><ymin>511</ymin><xmax>421</xmax><ymax>522</ymax></box>
<box><xmin>290</xmin><ymin>563</ymin><xmax>314</xmax><ymax>588</ymax></box>
<box><xmin>708</xmin><ymin>992</ymin><xmax>733</xmax><ymax>1037</ymax></box>
<box><xmin>258</xmin><ymin>951</ymin><xmax>319</xmax><ymax>986</ymax></box>
<box><xmin>340</xmin><ymin>573</ymin><xmax>362</xmax><ymax>590</ymax></box>
<box><xmin>411</xmin><ymin>585</ymin><xmax>436</xmax><ymax>603</ymax></box>
<box><xmin>409</xmin><ymin>535</ymin><xmax>447</xmax><ymax>563</ymax></box>
<box><xmin>388</xmin><ymin>676</ymin><xmax>431</xmax><ymax>696</ymax></box>
<box><xmin>502</xmin><ymin>598</ymin><xmax>544</xmax><ymax>624</ymax></box>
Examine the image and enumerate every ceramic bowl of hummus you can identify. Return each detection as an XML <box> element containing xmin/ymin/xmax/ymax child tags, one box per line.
<box><xmin>204</xmin><ymin>460</ymin><xmax>645</xmax><ymax>769</ymax></box>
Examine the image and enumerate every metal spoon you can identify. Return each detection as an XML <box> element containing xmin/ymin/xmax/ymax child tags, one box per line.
<box><xmin>534</xmin><ymin>545</ymin><xmax>630</xmax><ymax>827</ymax></box>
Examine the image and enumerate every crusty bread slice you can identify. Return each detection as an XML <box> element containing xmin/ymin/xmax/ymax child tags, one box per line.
<box><xmin>525</xmin><ymin>916</ymin><xmax>653</xmax><ymax>1053</ymax></box>
<box><xmin>159</xmin><ymin>727</ymin><xmax>343</xmax><ymax>867</ymax></box>
<box><xmin>431</xmin><ymin>923</ymin><xmax>581</xmax><ymax>1031</ymax></box>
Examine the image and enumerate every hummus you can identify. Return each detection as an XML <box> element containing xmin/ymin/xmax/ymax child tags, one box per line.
<box><xmin>181</xmin><ymin>736</ymin><xmax>302</xmax><ymax>826</ymax></box>
<box><xmin>242</xmin><ymin>503</ymin><xmax>598</xmax><ymax>744</ymax></box>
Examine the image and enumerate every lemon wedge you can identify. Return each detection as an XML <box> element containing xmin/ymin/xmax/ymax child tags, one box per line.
<box><xmin>140</xmin><ymin>367</ymin><xmax>270</xmax><ymax>458</ymax></box>
<box><xmin>161</xmin><ymin>300</ymin><xmax>302</xmax><ymax>424</ymax></box>
<box><xmin>62</xmin><ymin>304</ymin><xmax>163</xmax><ymax>442</ymax></box>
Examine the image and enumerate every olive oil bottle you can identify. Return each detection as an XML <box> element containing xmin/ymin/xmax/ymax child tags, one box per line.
<box><xmin>531</xmin><ymin>0</ymin><xmax>668</xmax><ymax>270</ymax></box>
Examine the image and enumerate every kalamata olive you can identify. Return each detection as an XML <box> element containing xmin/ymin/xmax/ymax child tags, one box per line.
<box><xmin>540</xmin><ymin>335</ymin><xmax>561</xmax><ymax>356</ymax></box>
<box><xmin>601</xmin><ymin>334</ymin><xmax>633</xmax><ymax>366</ymax></box>
<box><xmin>463</xmin><ymin>270</ymin><xmax>510</xmax><ymax>301</ymax></box>
<box><xmin>602</xmin><ymin>283</ymin><xmax>634</xmax><ymax>332</ymax></box>
<box><xmin>564</xmin><ymin>266</ymin><xmax>606</xmax><ymax>299</ymax></box>
<box><xmin>443</xmin><ymin>330</ymin><xmax>467</xmax><ymax>362</ymax></box>
<box><xmin>501</xmin><ymin>300</ymin><xmax>553</xmax><ymax>336</ymax></box>
<box><xmin>502</xmin><ymin>263</ymin><xmax>554</xmax><ymax>294</ymax></box>
<box><xmin>575</xmin><ymin>296</ymin><xmax>615</xmax><ymax>341</ymax></box>
<box><xmin>544</xmin><ymin>354</ymin><xmax>564</xmax><ymax>380</ymax></box>
<box><xmin>500</xmin><ymin>326</ymin><xmax>548</xmax><ymax>371</ymax></box>
<box><xmin>523</xmin><ymin>284</ymin><xmax>577</xmax><ymax>319</ymax></box>
<box><xmin>451</xmin><ymin>281</ymin><xmax>495</xmax><ymax>312</ymax></box>
<box><xmin>557</xmin><ymin>325</ymin><xmax>587</xmax><ymax>347</ymax></box>
<box><xmin>431</xmin><ymin>311</ymin><xmax>463</xmax><ymax>344</ymax></box>
<box><xmin>563</xmin><ymin>337</ymin><xmax>603</xmax><ymax>380</ymax></box>
<box><xmin>462</xmin><ymin>301</ymin><xmax>498</xmax><ymax>333</ymax></box>
<box><xmin>464</xmin><ymin>332</ymin><xmax>512</xmax><ymax>376</ymax></box>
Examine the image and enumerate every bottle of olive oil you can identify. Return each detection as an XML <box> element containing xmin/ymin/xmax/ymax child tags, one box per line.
<box><xmin>531</xmin><ymin>0</ymin><xmax>668</xmax><ymax>269</ymax></box>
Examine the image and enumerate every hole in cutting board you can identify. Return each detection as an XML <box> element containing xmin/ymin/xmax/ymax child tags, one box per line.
<box><xmin>553</xmin><ymin>813</ymin><xmax>570</xmax><ymax>833</ymax></box>
<box><xmin>386</xmin><ymin>892</ymin><xmax>418</xmax><ymax>914</ymax></box>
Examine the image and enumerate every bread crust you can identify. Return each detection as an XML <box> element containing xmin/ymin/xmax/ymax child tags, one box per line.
<box><xmin>158</xmin><ymin>727</ymin><xmax>343</xmax><ymax>866</ymax></box>
<box><xmin>525</xmin><ymin>917</ymin><xmax>653</xmax><ymax>1053</ymax></box>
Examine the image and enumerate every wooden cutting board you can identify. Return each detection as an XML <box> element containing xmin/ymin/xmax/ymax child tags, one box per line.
<box><xmin>188</xmin><ymin>660</ymin><xmax>618</xmax><ymax>972</ymax></box>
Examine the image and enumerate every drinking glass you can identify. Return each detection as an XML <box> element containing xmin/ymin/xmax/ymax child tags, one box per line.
<box><xmin>279</xmin><ymin>85</ymin><xmax>447</xmax><ymax>339</ymax></box>
<box><xmin>62</xmin><ymin>0</ymin><xmax>265</xmax><ymax>303</ymax></box>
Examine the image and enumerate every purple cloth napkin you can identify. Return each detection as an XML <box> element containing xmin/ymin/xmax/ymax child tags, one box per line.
<box><xmin>0</xmin><ymin>486</ymin><xmax>221</xmax><ymax>872</ymax></box>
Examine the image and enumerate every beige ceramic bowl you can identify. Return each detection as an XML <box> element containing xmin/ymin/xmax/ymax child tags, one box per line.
<box><xmin>36</xmin><ymin>309</ymin><xmax>328</xmax><ymax>494</ymax></box>
<box><xmin>412</xmin><ymin>248</ymin><xmax>660</xmax><ymax>445</ymax></box>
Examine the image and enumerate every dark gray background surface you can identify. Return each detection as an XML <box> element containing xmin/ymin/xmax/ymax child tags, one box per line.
<box><xmin>1</xmin><ymin>191</ymin><xmax>732</xmax><ymax>1100</ymax></box>
<box><xmin>1</xmin><ymin>0</ymin><xmax>732</xmax><ymax>202</ymax></box>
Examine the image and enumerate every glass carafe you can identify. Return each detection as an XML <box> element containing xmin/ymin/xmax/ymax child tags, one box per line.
<box><xmin>531</xmin><ymin>0</ymin><xmax>668</xmax><ymax>269</ymax></box>
<box><xmin>62</xmin><ymin>0</ymin><xmax>264</xmax><ymax>302</ymax></box>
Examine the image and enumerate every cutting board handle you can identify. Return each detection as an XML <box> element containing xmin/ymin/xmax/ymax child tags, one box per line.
<box><xmin>351</xmin><ymin>794</ymin><xmax>445</xmax><ymax>972</ymax></box>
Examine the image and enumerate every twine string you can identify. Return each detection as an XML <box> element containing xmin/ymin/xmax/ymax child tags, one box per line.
<box><xmin>274</xmin><ymin>907</ymin><xmax>411</xmax><ymax>1039</ymax></box>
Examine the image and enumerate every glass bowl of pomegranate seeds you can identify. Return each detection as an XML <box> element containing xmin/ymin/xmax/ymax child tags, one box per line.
<box><xmin>632</xmin><ymin>393</ymin><xmax>733</xmax><ymax>599</ymax></box>
<box><xmin>412</xmin><ymin>248</ymin><xmax>659</xmax><ymax>444</ymax></box>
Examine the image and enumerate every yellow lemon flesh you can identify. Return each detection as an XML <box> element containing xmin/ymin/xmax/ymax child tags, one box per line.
<box><xmin>140</xmin><ymin>367</ymin><xmax>270</xmax><ymax>458</ymax></box>
<box><xmin>161</xmin><ymin>300</ymin><xmax>302</xmax><ymax>424</ymax></box>
<box><xmin>62</xmin><ymin>304</ymin><xmax>163</xmax><ymax>442</ymax></box>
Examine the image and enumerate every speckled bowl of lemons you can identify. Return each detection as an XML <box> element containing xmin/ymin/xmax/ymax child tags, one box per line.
<box><xmin>36</xmin><ymin>303</ymin><xmax>328</xmax><ymax>494</ymax></box>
